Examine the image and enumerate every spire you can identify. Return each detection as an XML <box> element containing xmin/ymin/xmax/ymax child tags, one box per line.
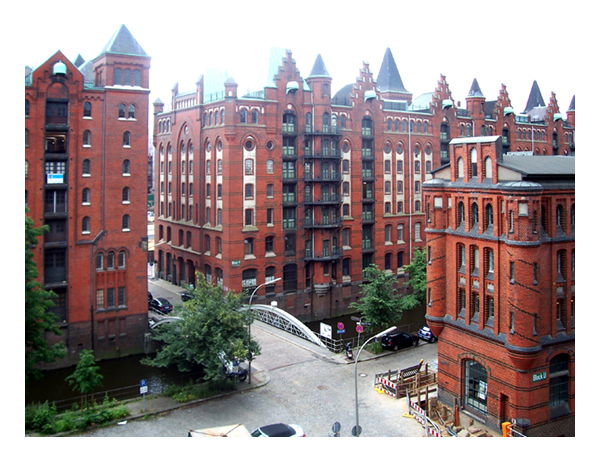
<box><xmin>376</xmin><ymin>47</ymin><xmax>409</xmax><ymax>94</ymax></box>
<box><xmin>467</xmin><ymin>78</ymin><xmax>484</xmax><ymax>98</ymax></box>
<box><xmin>308</xmin><ymin>54</ymin><xmax>330</xmax><ymax>78</ymax></box>
<box><xmin>98</xmin><ymin>24</ymin><xmax>148</xmax><ymax>57</ymax></box>
<box><xmin>524</xmin><ymin>80</ymin><xmax>545</xmax><ymax>112</ymax></box>
<box><xmin>568</xmin><ymin>95</ymin><xmax>575</xmax><ymax>111</ymax></box>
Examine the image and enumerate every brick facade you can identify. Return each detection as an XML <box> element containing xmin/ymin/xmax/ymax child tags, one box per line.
<box><xmin>153</xmin><ymin>47</ymin><xmax>574</xmax><ymax>326</ymax></box>
<box><xmin>25</xmin><ymin>25</ymin><xmax>151</xmax><ymax>367</ymax></box>
<box><xmin>423</xmin><ymin>137</ymin><xmax>575</xmax><ymax>436</ymax></box>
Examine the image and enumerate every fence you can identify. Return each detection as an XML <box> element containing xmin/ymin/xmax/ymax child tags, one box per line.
<box><xmin>312</xmin><ymin>323</ymin><xmax>417</xmax><ymax>353</ymax></box>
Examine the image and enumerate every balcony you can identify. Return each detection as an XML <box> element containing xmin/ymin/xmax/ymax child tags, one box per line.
<box><xmin>303</xmin><ymin>217</ymin><xmax>343</xmax><ymax>229</ymax></box>
<box><xmin>303</xmin><ymin>193</ymin><xmax>340</xmax><ymax>205</ymax></box>
<box><xmin>303</xmin><ymin>172</ymin><xmax>342</xmax><ymax>182</ymax></box>
<box><xmin>304</xmin><ymin>248</ymin><xmax>343</xmax><ymax>261</ymax></box>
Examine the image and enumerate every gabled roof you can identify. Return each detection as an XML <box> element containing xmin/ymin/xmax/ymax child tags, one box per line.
<box><xmin>376</xmin><ymin>47</ymin><xmax>409</xmax><ymax>94</ymax></box>
<box><xmin>524</xmin><ymin>80</ymin><xmax>545</xmax><ymax>112</ymax></box>
<box><xmin>308</xmin><ymin>54</ymin><xmax>330</xmax><ymax>78</ymax></box>
<box><xmin>467</xmin><ymin>78</ymin><xmax>484</xmax><ymax>98</ymax></box>
<box><xmin>98</xmin><ymin>24</ymin><xmax>148</xmax><ymax>57</ymax></box>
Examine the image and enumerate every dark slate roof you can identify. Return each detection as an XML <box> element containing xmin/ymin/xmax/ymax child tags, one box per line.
<box><xmin>308</xmin><ymin>54</ymin><xmax>330</xmax><ymax>78</ymax></box>
<box><xmin>500</xmin><ymin>155</ymin><xmax>575</xmax><ymax>177</ymax></box>
<box><xmin>332</xmin><ymin>83</ymin><xmax>354</xmax><ymax>105</ymax></box>
<box><xmin>467</xmin><ymin>78</ymin><xmax>484</xmax><ymax>98</ymax></box>
<box><xmin>376</xmin><ymin>47</ymin><xmax>409</xmax><ymax>94</ymax></box>
<box><xmin>98</xmin><ymin>24</ymin><xmax>148</xmax><ymax>57</ymax></box>
<box><xmin>524</xmin><ymin>80</ymin><xmax>545</xmax><ymax>112</ymax></box>
<box><xmin>568</xmin><ymin>95</ymin><xmax>575</xmax><ymax>111</ymax></box>
<box><xmin>73</xmin><ymin>54</ymin><xmax>85</xmax><ymax>67</ymax></box>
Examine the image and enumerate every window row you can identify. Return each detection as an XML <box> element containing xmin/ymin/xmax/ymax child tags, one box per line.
<box><xmin>81</xmin><ymin>187</ymin><xmax>131</xmax><ymax>205</ymax></box>
<box><xmin>114</xmin><ymin>68</ymin><xmax>142</xmax><ymax>87</ymax></box>
<box><xmin>204</xmin><ymin>109</ymin><xmax>226</xmax><ymax>127</ymax></box>
<box><xmin>118</xmin><ymin>103</ymin><xmax>137</xmax><ymax>119</ymax></box>
<box><xmin>81</xmin><ymin>130</ymin><xmax>133</xmax><ymax>147</ymax></box>
<box><xmin>82</xmin><ymin>159</ymin><xmax>131</xmax><ymax>176</ymax></box>
<box><xmin>385</xmin><ymin>118</ymin><xmax>430</xmax><ymax>134</ymax></box>
<box><xmin>96</xmin><ymin>287</ymin><xmax>127</xmax><ymax>310</ymax></box>
<box><xmin>95</xmin><ymin>250</ymin><xmax>127</xmax><ymax>271</ymax></box>
<box><xmin>83</xmin><ymin>215</ymin><xmax>131</xmax><ymax>234</ymax></box>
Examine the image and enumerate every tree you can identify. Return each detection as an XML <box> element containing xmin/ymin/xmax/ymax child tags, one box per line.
<box><xmin>65</xmin><ymin>349</ymin><xmax>104</xmax><ymax>408</ymax></box>
<box><xmin>349</xmin><ymin>264</ymin><xmax>405</xmax><ymax>331</ymax></box>
<box><xmin>142</xmin><ymin>273</ymin><xmax>260</xmax><ymax>382</ymax></box>
<box><xmin>25</xmin><ymin>209</ymin><xmax>65</xmax><ymax>384</ymax></box>
<box><xmin>399</xmin><ymin>247</ymin><xmax>428</xmax><ymax>311</ymax></box>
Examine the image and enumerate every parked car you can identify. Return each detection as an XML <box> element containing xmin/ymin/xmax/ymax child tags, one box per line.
<box><xmin>380</xmin><ymin>330</ymin><xmax>419</xmax><ymax>351</ymax></box>
<box><xmin>149</xmin><ymin>297</ymin><xmax>173</xmax><ymax>314</ymax></box>
<box><xmin>418</xmin><ymin>324</ymin><xmax>437</xmax><ymax>343</ymax></box>
<box><xmin>251</xmin><ymin>423</ymin><xmax>305</xmax><ymax>437</ymax></box>
<box><xmin>180</xmin><ymin>291</ymin><xmax>194</xmax><ymax>302</ymax></box>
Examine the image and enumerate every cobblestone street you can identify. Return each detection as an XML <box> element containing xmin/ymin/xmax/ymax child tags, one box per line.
<box><xmin>78</xmin><ymin>319</ymin><xmax>438</xmax><ymax>437</ymax></box>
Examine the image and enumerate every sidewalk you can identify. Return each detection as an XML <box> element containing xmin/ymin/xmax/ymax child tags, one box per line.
<box><xmin>121</xmin><ymin>368</ymin><xmax>270</xmax><ymax>422</ymax></box>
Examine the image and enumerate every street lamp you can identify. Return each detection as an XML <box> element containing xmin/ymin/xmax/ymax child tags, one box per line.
<box><xmin>353</xmin><ymin>326</ymin><xmax>397</xmax><ymax>437</ymax></box>
<box><xmin>247</xmin><ymin>277</ymin><xmax>282</xmax><ymax>384</ymax></box>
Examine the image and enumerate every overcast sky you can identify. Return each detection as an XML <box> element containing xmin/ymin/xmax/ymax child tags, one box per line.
<box><xmin>21</xmin><ymin>0</ymin><xmax>585</xmax><ymax>117</ymax></box>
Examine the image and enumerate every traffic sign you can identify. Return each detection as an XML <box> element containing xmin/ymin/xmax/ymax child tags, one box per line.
<box><xmin>352</xmin><ymin>425</ymin><xmax>362</xmax><ymax>436</ymax></box>
<box><xmin>140</xmin><ymin>379</ymin><xmax>148</xmax><ymax>394</ymax></box>
<box><xmin>356</xmin><ymin>325</ymin><xmax>363</xmax><ymax>333</ymax></box>
<box><xmin>337</xmin><ymin>322</ymin><xmax>344</xmax><ymax>330</ymax></box>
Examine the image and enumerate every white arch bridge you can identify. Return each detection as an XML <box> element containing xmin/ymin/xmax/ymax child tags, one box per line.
<box><xmin>244</xmin><ymin>304</ymin><xmax>326</xmax><ymax>349</ymax></box>
<box><xmin>148</xmin><ymin>305</ymin><xmax>326</xmax><ymax>349</ymax></box>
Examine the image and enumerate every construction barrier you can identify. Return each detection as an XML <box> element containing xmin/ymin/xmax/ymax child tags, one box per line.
<box><xmin>407</xmin><ymin>393</ymin><xmax>442</xmax><ymax>437</ymax></box>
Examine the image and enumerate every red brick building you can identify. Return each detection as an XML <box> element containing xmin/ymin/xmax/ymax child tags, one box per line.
<box><xmin>25</xmin><ymin>25</ymin><xmax>151</xmax><ymax>366</ymax></box>
<box><xmin>423</xmin><ymin>137</ymin><xmax>575</xmax><ymax>436</ymax></box>
<box><xmin>152</xmin><ymin>47</ymin><xmax>574</xmax><ymax>323</ymax></box>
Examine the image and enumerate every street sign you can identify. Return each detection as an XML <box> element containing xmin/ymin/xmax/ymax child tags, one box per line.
<box><xmin>352</xmin><ymin>425</ymin><xmax>362</xmax><ymax>437</ymax></box>
<box><xmin>140</xmin><ymin>379</ymin><xmax>148</xmax><ymax>394</ymax></box>
<box><xmin>320</xmin><ymin>323</ymin><xmax>332</xmax><ymax>340</ymax></box>
<box><xmin>356</xmin><ymin>325</ymin><xmax>364</xmax><ymax>333</ymax></box>
<box><xmin>337</xmin><ymin>322</ymin><xmax>344</xmax><ymax>330</ymax></box>
<box><xmin>351</xmin><ymin>316</ymin><xmax>361</xmax><ymax>322</ymax></box>
<box><xmin>337</xmin><ymin>329</ymin><xmax>345</xmax><ymax>334</ymax></box>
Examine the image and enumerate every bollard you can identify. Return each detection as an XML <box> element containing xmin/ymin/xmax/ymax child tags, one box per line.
<box><xmin>502</xmin><ymin>422</ymin><xmax>511</xmax><ymax>437</ymax></box>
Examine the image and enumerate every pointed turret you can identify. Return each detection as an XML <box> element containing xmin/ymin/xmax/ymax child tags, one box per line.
<box><xmin>466</xmin><ymin>78</ymin><xmax>485</xmax><ymax>117</ymax></box>
<box><xmin>98</xmin><ymin>24</ymin><xmax>148</xmax><ymax>57</ymax></box>
<box><xmin>467</xmin><ymin>78</ymin><xmax>484</xmax><ymax>98</ymax></box>
<box><xmin>376</xmin><ymin>47</ymin><xmax>411</xmax><ymax>103</ymax></box>
<box><xmin>308</xmin><ymin>54</ymin><xmax>330</xmax><ymax>78</ymax></box>
<box><xmin>524</xmin><ymin>80</ymin><xmax>545</xmax><ymax>112</ymax></box>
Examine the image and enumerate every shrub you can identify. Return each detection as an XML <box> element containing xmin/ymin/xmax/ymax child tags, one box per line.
<box><xmin>31</xmin><ymin>401</ymin><xmax>57</xmax><ymax>434</ymax></box>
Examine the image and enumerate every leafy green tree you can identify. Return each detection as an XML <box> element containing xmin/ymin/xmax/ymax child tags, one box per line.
<box><xmin>349</xmin><ymin>264</ymin><xmax>405</xmax><ymax>331</ymax></box>
<box><xmin>65</xmin><ymin>349</ymin><xmax>104</xmax><ymax>408</ymax></box>
<box><xmin>142</xmin><ymin>273</ymin><xmax>260</xmax><ymax>382</ymax></box>
<box><xmin>25</xmin><ymin>209</ymin><xmax>65</xmax><ymax>384</ymax></box>
<box><xmin>399</xmin><ymin>247</ymin><xmax>428</xmax><ymax>311</ymax></box>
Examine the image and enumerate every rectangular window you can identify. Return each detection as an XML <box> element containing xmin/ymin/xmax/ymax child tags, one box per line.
<box><xmin>96</xmin><ymin>290</ymin><xmax>104</xmax><ymax>310</ymax></box>
<box><xmin>118</xmin><ymin>287</ymin><xmax>126</xmax><ymax>307</ymax></box>
<box><xmin>107</xmin><ymin>288</ymin><xmax>116</xmax><ymax>308</ymax></box>
<box><xmin>267</xmin><ymin>208</ymin><xmax>274</xmax><ymax>225</ymax></box>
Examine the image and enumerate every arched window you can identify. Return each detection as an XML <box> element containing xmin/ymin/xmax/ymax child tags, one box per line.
<box><xmin>123</xmin><ymin>69</ymin><xmax>131</xmax><ymax>86</ymax></box>
<box><xmin>251</xmin><ymin>109</ymin><xmax>259</xmax><ymax>124</ymax></box>
<box><xmin>323</xmin><ymin>112</ymin><xmax>330</xmax><ymax>132</ymax></box>
<box><xmin>122</xmin><ymin>187</ymin><xmax>130</xmax><ymax>203</ymax></box>
<box><xmin>96</xmin><ymin>252</ymin><xmax>104</xmax><ymax>271</ymax></box>
<box><xmin>118</xmin><ymin>103</ymin><xmax>126</xmax><ymax>118</ymax></box>
<box><xmin>556</xmin><ymin>204</ymin><xmax>565</xmax><ymax>230</ymax></box>
<box><xmin>122</xmin><ymin>214</ymin><xmax>130</xmax><ymax>231</ymax></box>
<box><xmin>128</xmin><ymin>104</ymin><xmax>135</xmax><ymax>119</ymax></box>
<box><xmin>549</xmin><ymin>354</ymin><xmax>570</xmax><ymax>410</ymax></box>
<box><xmin>82</xmin><ymin>188</ymin><xmax>90</xmax><ymax>205</ymax></box>
<box><xmin>134</xmin><ymin>70</ymin><xmax>141</xmax><ymax>86</ymax></box>
<box><xmin>471</xmin><ymin>202</ymin><xmax>479</xmax><ymax>230</ymax></box>
<box><xmin>83</xmin><ymin>130</ymin><xmax>91</xmax><ymax>146</ymax></box>
<box><xmin>82</xmin><ymin>216</ymin><xmax>90</xmax><ymax>234</ymax></box>
<box><xmin>83</xmin><ymin>159</ymin><xmax>91</xmax><ymax>175</ymax></box>
<box><xmin>123</xmin><ymin>131</ymin><xmax>131</xmax><ymax>147</ymax></box>
<box><xmin>457</xmin><ymin>201</ymin><xmax>465</xmax><ymax>227</ymax></box>
<box><xmin>114</xmin><ymin>68</ymin><xmax>122</xmax><ymax>85</ymax></box>
<box><xmin>485</xmin><ymin>204</ymin><xmax>493</xmax><ymax>230</ymax></box>
<box><xmin>457</xmin><ymin>157</ymin><xmax>464</xmax><ymax>178</ymax></box>
<box><xmin>485</xmin><ymin>157</ymin><xmax>493</xmax><ymax>179</ymax></box>
<box><xmin>107</xmin><ymin>251</ymin><xmax>115</xmax><ymax>270</ymax></box>
<box><xmin>240</xmin><ymin>109</ymin><xmax>247</xmax><ymax>124</ymax></box>
<box><xmin>118</xmin><ymin>250</ymin><xmax>126</xmax><ymax>269</ymax></box>
<box><xmin>122</xmin><ymin>159</ymin><xmax>130</xmax><ymax>175</ymax></box>
<box><xmin>464</xmin><ymin>360</ymin><xmax>488</xmax><ymax>413</ymax></box>
<box><xmin>83</xmin><ymin>102</ymin><xmax>92</xmax><ymax>117</ymax></box>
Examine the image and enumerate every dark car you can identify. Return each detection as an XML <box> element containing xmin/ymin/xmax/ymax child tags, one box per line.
<box><xmin>180</xmin><ymin>291</ymin><xmax>194</xmax><ymax>302</ymax></box>
<box><xmin>251</xmin><ymin>423</ymin><xmax>305</xmax><ymax>437</ymax></box>
<box><xmin>149</xmin><ymin>297</ymin><xmax>173</xmax><ymax>314</ymax></box>
<box><xmin>417</xmin><ymin>324</ymin><xmax>437</xmax><ymax>343</ymax></box>
<box><xmin>380</xmin><ymin>331</ymin><xmax>419</xmax><ymax>351</ymax></box>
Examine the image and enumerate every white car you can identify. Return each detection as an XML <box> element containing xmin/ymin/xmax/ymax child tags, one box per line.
<box><xmin>251</xmin><ymin>423</ymin><xmax>305</xmax><ymax>437</ymax></box>
<box><xmin>417</xmin><ymin>324</ymin><xmax>437</xmax><ymax>343</ymax></box>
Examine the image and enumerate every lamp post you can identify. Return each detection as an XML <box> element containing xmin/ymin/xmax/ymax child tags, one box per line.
<box><xmin>247</xmin><ymin>277</ymin><xmax>281</xmax><ymax>384</ymax></box>
<box><xmin>353</xmin><ymin>326</ymin><xmax>397</xmax><ymax>437</ymax></box>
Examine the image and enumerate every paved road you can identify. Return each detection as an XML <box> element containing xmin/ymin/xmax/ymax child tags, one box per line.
<box><xmin>79</xmin><ymin>311</ymin><xmax>438</xmax><ymax>437</ymax></box>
